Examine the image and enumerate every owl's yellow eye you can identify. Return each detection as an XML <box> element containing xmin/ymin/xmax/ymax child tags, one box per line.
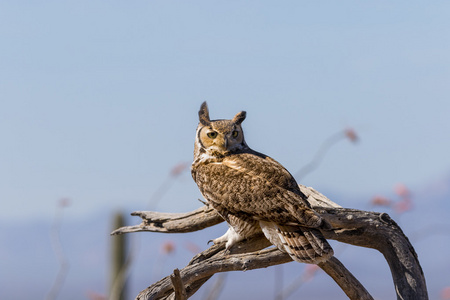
<box><xmin>207</xmin><ymin>131</ymin><xmax>218</xmax><ymax>139</ymax></box>
<box><xmin>232</xmin><ymin>131</ymin><xmax>239</xmax><ymax>138</ymax></box>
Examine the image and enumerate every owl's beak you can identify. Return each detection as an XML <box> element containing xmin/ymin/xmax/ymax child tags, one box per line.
<box><xmin>214</xmin><ymin>138</ymin><xmax>228</xmax><ymax>153</ymax></box>
<box><xmin>222</xmin><ymin>138</ymin><xmax>228</xmax><ymax>149</ymax></box>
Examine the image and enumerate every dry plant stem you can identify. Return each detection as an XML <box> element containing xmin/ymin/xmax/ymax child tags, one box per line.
<box><xmin>203</xmin><ymin>273</ymin><xmax>227</xmax><ymax>300</ymax></box>
<box><xmin>46</xmin><ymin>205</ymin><xmax>69</xmax><ymax>300</ymax></box>
<box><xmin>113</xmin><ymin>186</ymin><xmax>427</xmax><ymax>300</ymax></box>
<box><xmin>294</xmin><ymin>131</ymin><xmax>348</xmax><ymax>180</ymax></box>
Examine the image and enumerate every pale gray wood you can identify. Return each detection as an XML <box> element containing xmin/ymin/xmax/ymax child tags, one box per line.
<box><xmin>169</xmin><ymin>269</ymin><xmax>186</xmax><ymax>300</ymax></box>
<box><xmin>112</xmin><ymin>185</ymin><xmax>428</xmax><ymax>300</ymax></box>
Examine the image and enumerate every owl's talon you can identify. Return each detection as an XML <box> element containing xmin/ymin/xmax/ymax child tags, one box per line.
<box><xmin>207</xmin><ymin>239</ymin><xmax>214</xmax><ymax>245</ymax></box>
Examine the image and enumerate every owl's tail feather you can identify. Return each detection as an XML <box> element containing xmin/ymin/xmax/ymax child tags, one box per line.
<box><xmin>260</xmin><ymin>222</ymin><xmax>333</xmax><ymax>264</ymax></box>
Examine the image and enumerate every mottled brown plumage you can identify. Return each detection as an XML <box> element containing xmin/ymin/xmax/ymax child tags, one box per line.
<box><xmin>191</xmin><ymin>102</ymin><xmax>333</xmax><ymax>263</ymax></box>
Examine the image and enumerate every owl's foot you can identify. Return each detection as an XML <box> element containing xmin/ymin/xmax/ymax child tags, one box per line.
<box><xmin>207</xmin><ymin>235</ymin><xmax>227</xmax><ymax>245</ymax></box>
<box><xmin>208</xmin><ymin>227</ymin><xmax>243</xmax><ymax>251</ymax></box>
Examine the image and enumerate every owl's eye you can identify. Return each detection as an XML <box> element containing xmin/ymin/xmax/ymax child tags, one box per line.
<box><xmin>232</xmin><ymin>130</ymin><xmax>239</xmax><ymax>138</ymax></box>
<box><xmin>207</xmin><ymin>131</ymin><xmax>218</xmax><ymax>139</ymax></box>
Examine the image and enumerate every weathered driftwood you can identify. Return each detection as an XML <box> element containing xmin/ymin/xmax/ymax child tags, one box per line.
<box><xmin>111</xmin><ymin>185</ymin><xmax>428</xmax><ymax>300</ymax></box>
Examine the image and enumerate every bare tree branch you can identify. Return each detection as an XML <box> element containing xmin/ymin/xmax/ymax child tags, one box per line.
<box><xmin>317</xmin><ymin>208</ymin><xmax>428</xmax><ymax>300</ymax></box>
<box><xmin>112</xmin><ymin>185</ymin><xmax>428</xmax><ymax>300</ymax></box>
<box><xmin>170</xmin><ymin>269</ymin><xmax>187</xmax><ymax>300</ymax></box>
<box><xmin>111</xmin><ymin>206</ymin><xmax>223</xmax><ymax>235</ymax></box>
<box><xmin>132</xmin><ymin>233</ymin><xmax>371</xmax><ymax>300</ymax></box>
<box><xmin>318</xmin><ymin>257</ymin><xmax>373</xmax><ymax>300</ymax></box>
<box><xmin>111</xmin><ymin>185</ymin><xmax>338</xmax><ymax>236</ymax></box>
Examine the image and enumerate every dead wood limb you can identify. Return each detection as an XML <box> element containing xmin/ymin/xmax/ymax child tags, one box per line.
<box><xmin>318</xmin><ymin>257</ymin><xmax>373</xmax><ymax>300</ymax></box>
<box><xmin>112</xmin><ymin>185</ymin><xmax>428</xmax><ymax>300</ymax></box>
<box><xmin>135</xmin><ymin>234</ymin><xmax>371</xmax><ymax>300</ymax></box>
<box><xmin>111</xmin><ymin>206</ymin><xmax>223</xmax><ymax>235</ymax></box>
<box><xmin>317</xmin><ymin>208</ymin><xmax>428</xmax><ymax>300</ymax></box>
<box><xmin>169</xmin><ymin>269</ymin><xmax>186</xmax><ymax>300</ymax></box>
<box><xmin>111</xmin><ymin>185</ymin><xmax>337</xmax><ymax>236</ymax></box>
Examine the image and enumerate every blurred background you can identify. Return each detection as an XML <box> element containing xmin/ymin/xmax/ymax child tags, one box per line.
<box><xmin>1</xmin><ymin>1</ymin><xmax>450</xmax><ymax>299</ymax></box>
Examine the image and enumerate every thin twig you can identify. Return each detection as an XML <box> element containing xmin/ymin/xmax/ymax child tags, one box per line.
<box><xmin>275</xmin><ymin>265</ymin><xmax>316</xmax><ymax>300</ymax></box>
<box><xmin>295</xmin><ymin>129</ymin><xmax>357</xmax><ymax>180</ymax></box>
<box><xmin>148</xmin><ymin>162</ymin><xmax>189</xmax><ymax>209</ymax></box>
<box><xmin>46</xmin><ymin>199</ymin><xmax>70</xmax><ymax>300</ymax></box>
<box><xmin>202</xmin><ymin>273</ymin><xmax>227</xmax><ymax>300</ymax></box>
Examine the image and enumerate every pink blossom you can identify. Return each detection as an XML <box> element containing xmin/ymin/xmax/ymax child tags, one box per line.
<box><xmin>184</xmin><ymin>241</ymin><xmax>202</xmax><ymax>254</ymax></box>
<box><xmin>371</xmin><ymin>196</ymin><xmax>392</xmax><ymax>207</ymax></box>
<box><xmin>394</xmin><ymin>198</ymin><xmax>413</xmax><ymax>214</ymax></box>
<box><xmin>170</xmin><ymin>162</ymin><xmax>189</xmax><ymax>177</ymax></box>
<box><xmin>58</xmin><ymin>198</ymin><xmax>71</xmax><ymax>207</ymax></box>
<box><xmin>394</xmin><ymin>183</ymin><xmax>410</xmax><ymax>198</ymax></box>
<box><xmin>160</xmin><ymin>240</ymin><xmax>176</xmax><ymax>255</ymax></box>
<box><xmin>441</xmin><ymin>286</ymin><xmax>450</xmax><ymax>299</ymax></box>
<box><xmin>304</xmin><ymin>264</ymin><xmax>320</xmax><ymax>281</ymax></box>
<box><xmin>86</xmin><ymin>291</ymin><xmax>107</xmax><ymax>300</ymax></box>
<box><xmin>344</xmin><ymin>128</ymin><xmax>358</xmax><ymax>143</ymax></box>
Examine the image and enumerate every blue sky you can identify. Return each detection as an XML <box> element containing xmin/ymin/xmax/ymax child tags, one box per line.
<box><xmin>2</xmin><ymin>2</ymin><xmax>450</xmax><ymax>299</ymax></box>
<box><xmin>1</xmin><ymin>1</ymin><xmax>450</xmax><ymax>222</ymax></box>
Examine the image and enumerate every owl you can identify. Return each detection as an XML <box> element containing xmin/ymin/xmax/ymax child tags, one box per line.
<box><xmin>191</xmin><ymin>102</ymin><xmax>333</xmax><ymax>264</ymax></box>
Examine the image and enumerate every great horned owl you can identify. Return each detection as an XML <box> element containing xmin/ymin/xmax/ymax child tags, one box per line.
<box><xmin>191</xmin><ymin>102</ymin><xmax>333</xmax><ymax>264</ymax></box>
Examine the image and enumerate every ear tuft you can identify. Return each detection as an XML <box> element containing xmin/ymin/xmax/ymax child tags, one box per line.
<box><xmin>198</xmin><ymin>101</ymin><xmax>211</xmax><ymax>126</ymax></box>
<box><xmin>232</xmin><ymin>111</ymin><xmax>246</xmax><ymax>125</ymax></box>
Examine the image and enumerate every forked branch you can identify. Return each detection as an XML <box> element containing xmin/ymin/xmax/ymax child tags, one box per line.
<box><xmin>112</xmin><ymin>186</ymin><xmax>428</xmax><ymax>300</ymax></box>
